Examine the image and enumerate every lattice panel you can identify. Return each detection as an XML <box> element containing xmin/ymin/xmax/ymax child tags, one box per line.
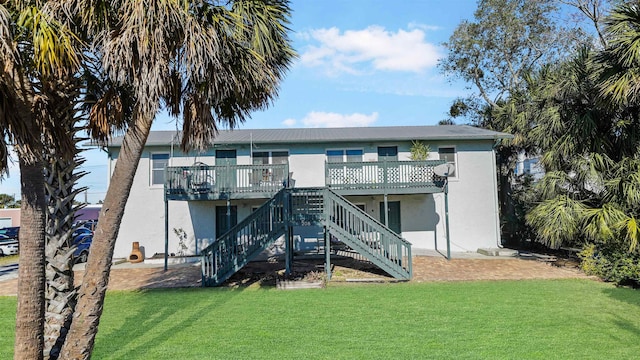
<box><xmin>387</xmin><ymin>167</ymin><xmax>399</xmax><ymax>183</ymax></box>
<box><xmin>328</xmin><ymin>168</ymin><xmax>345</xmax><ymax>184</ymax></box>
<box><xmin>344</xmin><ymin>167</ymin><xmax>363</xmax><ymax>184</ymax></box>
<box><xmin>408</xmin><ymin>165</ymin><xmax>434</xmax><ymax>182</ymax></box>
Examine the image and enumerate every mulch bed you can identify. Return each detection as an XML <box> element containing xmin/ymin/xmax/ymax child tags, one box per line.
<box><xmin>0</xmin><ymin>254</ymin><xmax>589</xmax><ymax>296</ymax></box>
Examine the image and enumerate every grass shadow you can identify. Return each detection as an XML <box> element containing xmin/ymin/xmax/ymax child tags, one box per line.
<box><xmin>602</xmin><ymin>285</ymin><xmax>640</xmax><ymax>308</ymax></box>
<box><xmin>94</xmin><ymin>287</ymin><xmax>242</xmax><ymax>359</ymax></box>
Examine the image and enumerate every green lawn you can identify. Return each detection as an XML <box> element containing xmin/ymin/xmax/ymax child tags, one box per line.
<box><xmin>1</xmin><ymin>279</ymin><xmax>639</xmax><ymax>359</ymax></box>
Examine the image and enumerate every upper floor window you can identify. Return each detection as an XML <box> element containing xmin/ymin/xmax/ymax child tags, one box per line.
<box><xmin>326</xmin><ymin>149</ymin><xmax>363</xmax><ymax>163</ymax></box>
<box><xmin>438</xmin><ymin>146</ymin><xmax>457</xmax><ymax>177</ymax></box>
<box><xmin>252</xmin><ymin>151</ymin><xmax>289</xmax><ymax>183</ymax></box>
<box><xmin>151</xmin><ymin>153</ymin><xmax>169</xmax><ymax>186</ymax></box>
<box><xmin>377</xmin><ymin>146</ymin><xmax>398</xmax><ymax>161</ymax></box>
<box><xmin>252</xmin><ymin>150</ymin><xmax>289</xmax><ymax>165</ymax></box>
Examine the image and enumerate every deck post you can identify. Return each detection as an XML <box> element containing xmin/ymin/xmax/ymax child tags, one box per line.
<box><xmin>285</xmin><ymin>226</ymin><xmax>291</xmax><ymax>275</ymax></box>
<box><xmin>164</xmin><ymin>198</ymin><xmax>169</xmax><ymax>271</ymax></box>
<box><xmin>383</xmin><ymin>160</ymin><xmax>389</xmax><ymax>227</ymax></box>
<box><xmin>383</xmin><ymin>193</ymin><xmax>389</xmax><ymax>227</ymax></box>
<box><xmin>284</xmin><ymin>190</ymin><xmax>292</xmax><ymax>275</ymax></box>
<box><xmin>445</xmin><ymin>181</ymin><xmax>451</xmax><ymax>260</ymax></box>
<box><xmin>324</xmin><ymin>226</ymin><xmax>331</xmax><ymax>280</ymax></box>
<box><xmin>226</xmin><ymin>197</ymin><xmax>231</xmax><ymax>233</ymax></box>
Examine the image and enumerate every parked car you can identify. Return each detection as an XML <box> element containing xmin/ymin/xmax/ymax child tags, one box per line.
<box><xmin>82</xmin><ymin>220</ymin><xmax>98</xmax><ymax>231</ymax></box>
<box><xmin>72</xmin><ymin>227</ymin><xmax>93</xmax><ymax>244</ymax></box>
<box><xmin>0</xmin><ymin>226</ymin><xmax>19</xmax><ymax>240</ymax></box>
<box><xmin>73</xmin><ymin>220</ymin><xmax>98</xmax><ymax>232</ymax></box>
<box><xmin>0</xmin><ymin>234</ymin><xmax>19</xmax><ymax>256</ymax></box>
<box><xmin>73</xmin><ymin>235</ymin><xmax>92</xmax><ymax>263</ymax></box>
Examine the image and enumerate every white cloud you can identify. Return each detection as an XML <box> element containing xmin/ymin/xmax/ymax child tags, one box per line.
<box><xmin>299</xmin><ymin>25</ymin><xmax>442</xmax><ymax>75</ymax></box>
<box><xmin>288</xmin><ymin>111</ymin><xmax>378</xmax><ymax>128</ymax></box>
<box><xmin>408</xmin><ymin>22</ymin><xmax>441</xmax><ymax>32</ymax></box>
<box><xmin>281</xmin><ymin>118</ymin><xmax>297</xmax><ymax>127</ymax></box>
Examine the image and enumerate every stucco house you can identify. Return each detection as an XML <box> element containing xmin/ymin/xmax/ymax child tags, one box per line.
<box><xmin>0</xmin><ymin>208</ymin><xmax>20</xmax><ymax>228</ymax></box>
<box><xmin>105</xmin><ymin>125</ymin><xmax>511</xmax><ymax>284</ymax></box>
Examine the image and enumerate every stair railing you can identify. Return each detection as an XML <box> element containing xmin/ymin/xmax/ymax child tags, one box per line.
<box><xmin>323</xmin><ymin>188</ymin><xmax>412</xmax><ymax>279</ymax></box>
<box><xmin>201</xmin><ymin>188</ymin><xmax>287</xmax><ymax>286</ymax></box>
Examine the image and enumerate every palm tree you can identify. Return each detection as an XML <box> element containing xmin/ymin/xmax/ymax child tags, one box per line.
<box><xmin>1</xmin><ymin>3</ymin><xmax>83</xmax><ymax>358</ymax></box>
<box><xmin>525</xmin><ymin>4</ymin><xmax>640</xmax><ymax>253</ymax></box>
<box><xmin>59</xmin><ymin>1</ymin><xmax>295</xmax><ymax>357</ymax></box>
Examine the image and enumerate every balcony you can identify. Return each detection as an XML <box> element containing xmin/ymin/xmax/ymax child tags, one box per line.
<box><xmin>165</xmin><ymin>163</ymin><xmax>289</xmax><ymax>201</ymax></box>
<box><xmin>165</xmin><ymin>160</ymin><xmax>447</xmax><ymax>201</ymax></box>
<box><xmin>325</xmin><ymin>160</ymin><xmax>446</xmax><ymax>195</ymax></box>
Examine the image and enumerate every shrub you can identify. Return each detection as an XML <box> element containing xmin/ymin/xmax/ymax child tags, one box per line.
<box><xmin>579</xmin><ymin>243</ymin><xmax>640</xmax><ymax>287</ymax></box>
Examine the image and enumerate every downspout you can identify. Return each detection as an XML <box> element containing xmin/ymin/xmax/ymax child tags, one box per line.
<box><xmin>492</xmin><ymin>138</ymin><xmax>503</xmax><ymax>248</ymax></box>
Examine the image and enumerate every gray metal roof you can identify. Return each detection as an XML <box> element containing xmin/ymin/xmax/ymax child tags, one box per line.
<box><xmin>106</xmin><ymin>125</ymin><xmax>513</xmax><ymax>147</ymax></box>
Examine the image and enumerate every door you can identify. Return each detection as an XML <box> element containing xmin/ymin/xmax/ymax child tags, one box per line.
<box><xmin>215</xmin><ymin>150</ymin><xmax>237</xmax><ymax>191</ymax></box>
<box><xmin>216</xmin><ymin>205</ymin><xmax>238</xmax><ymax>237</ymax></box>
<box><xmin>380</xmin><ymin>201</ymin><xmax>401</xmax><ymax>234</ymax></box>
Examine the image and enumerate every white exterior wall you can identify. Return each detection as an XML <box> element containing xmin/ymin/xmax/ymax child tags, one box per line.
<box><xmin>431</xmin><ymin>141</ymin><xmax>501</xmax><ymax>251</ymax></box>
<box><xmin>109</xmin><ymin>139</ymin><xmax>501</xmax><ymax>258</ymax></box>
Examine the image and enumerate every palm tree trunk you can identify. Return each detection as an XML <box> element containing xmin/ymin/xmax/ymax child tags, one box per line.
<box><xmin>59</xmin><ymin>112</ymin><xmax>153</xmax><ymax>359</ymax></box>
<box><xmin>15</xmin><ymin>157</ymin><xmax>47</xmax><ymax>360</ymax></box>
<box><xmin>43</xmin><ymin>144</ymin><xmax>86</xmax><ymax>360</ymax></box>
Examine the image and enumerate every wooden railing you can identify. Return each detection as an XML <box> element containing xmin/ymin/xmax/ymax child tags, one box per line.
<box><xmin>323</xmin><ymin>188</ymin><xmax>412</xmax><ymax>279</ymax></box>
<box><xmin>325</xmin><ymin>160</ymin><xmax>445</xmax><ymax>193</ymax></box>
<box><xmin>165</xmin><ymin>163</ymin><xmax>289</xmax><ymax>199</ymax></box>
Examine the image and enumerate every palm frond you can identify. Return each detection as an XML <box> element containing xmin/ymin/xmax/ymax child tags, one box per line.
<box><xmin>526</xmin><ymin>195</ymin><xmax>587</xmax><ymax>249</ymax></box>
<box><xmin>582</xmin><ymin>203</ymin><xmax>627</xmax><ymax>243</ymax></box>
<box><xmin>17</xmin><ymin>5</ymin><xmax>83</xmax><ymax>77</ymax></box>
<box><xmin>615</xmin><ymin>216</ymin><xmax>640</xmax><ymax>253</ymax></box>
<box><xmin>0</xmin><ymin>4</ymin><xmax>19</xmax><ymax>64</ymax></box>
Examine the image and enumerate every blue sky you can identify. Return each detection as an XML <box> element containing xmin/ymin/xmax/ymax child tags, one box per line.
<box><xmin>1</xmin><ymin>0</ymin><xmax>479</xmax><ymax>203</ymax></box>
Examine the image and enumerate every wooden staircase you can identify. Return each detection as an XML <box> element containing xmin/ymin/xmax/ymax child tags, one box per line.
<box><xmin>200</xmin><ymin>188</ymin><xmax>412</xmax><ymax>286</ymax></box>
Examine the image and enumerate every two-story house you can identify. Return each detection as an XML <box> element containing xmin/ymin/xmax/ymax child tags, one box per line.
<box><xmin>105</xmin><ymin>125</ymin><xmax>511</xmax><ymax>285</ymax></box>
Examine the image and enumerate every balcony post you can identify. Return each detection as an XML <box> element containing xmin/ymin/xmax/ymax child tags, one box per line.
<box><xmin>445</xmin><ymin>180</ymin><xmax>451</xmax><ymax>260</ymax></box>
<box><xmin>164</xmin><ymin>198</ymin><xmax>169</xmax><ymax>271</ymax></box>
<box><xmin>383</xmin><ymin>160</ymin><xmax>389</xmax><ymax>227</ymax></box>
<box><xmin>284</xmin><ymin>190</ymin><xmax>292</xmax><ymax>275</ymax></box>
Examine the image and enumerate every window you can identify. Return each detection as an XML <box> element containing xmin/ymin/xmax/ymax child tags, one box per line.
<box><xmin>272</xmin><ymin>151</ymin><xmax>289</xmax><ymax>165</ymax></box>
<box><xmin>326</xmin><ymin>149</ymin><xmax>363</xmax><ymax>163</ymax></box>
<box><xmin>252</xmin><ymin>151</ymin><xmax>269</xmax><ymax>165</ymax></box>
<box><xmin>252</xmin><ymin>151</ymin><xmax>289</xmax><ymax>165</ymax></box>
<box><xmin>377</xmin><ymin>146</ymin><xmax>398</xmax><ymax>161</ymax></box>
<box><xmin>252</xmin><ymin>150</ymin><xmax>289</xmax><ymax>183</ymax></box>
<box><xmin>438</xmin><ymin>147</ymin><xmax>457</xmax><ymax>177</ymax></box>
<box><xmin>151</xmin><ymin>153</ymin><xmax>169</xmax><ymax>185</ymax></box>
